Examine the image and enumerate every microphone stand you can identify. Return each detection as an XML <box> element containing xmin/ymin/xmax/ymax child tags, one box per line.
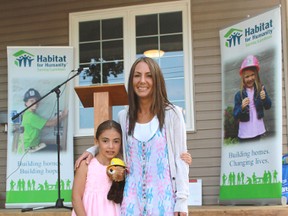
<box><xmin>11</xmin><ymin>68</ymin><xmax>83</xmax><ymax>212</ymax></box>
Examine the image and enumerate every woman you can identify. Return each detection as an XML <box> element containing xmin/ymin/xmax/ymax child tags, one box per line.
<box><xmin>76</xmin><ymin>57</ymin><xmax>189</xmax><ymax>215</ymax></box>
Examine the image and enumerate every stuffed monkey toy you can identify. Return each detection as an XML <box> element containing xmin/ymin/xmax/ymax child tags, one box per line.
<box><xmin>106</xmin><ymin>158</ymin><xmax>126</xmax><ymax>204</ymax></box>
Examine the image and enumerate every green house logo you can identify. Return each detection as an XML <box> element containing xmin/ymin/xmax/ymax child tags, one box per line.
<box><xmin>13</xmin><ymin>50</ymin><xmax>35</xmax><ymax>67</ymax></box>
<box><xmin>224</xmin><ymin>28</ymin><xmax>243</xmax><ymax>47</ymax></box>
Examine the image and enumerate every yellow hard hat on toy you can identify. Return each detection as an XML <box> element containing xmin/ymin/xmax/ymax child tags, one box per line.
<box><xmin>107</xmin><ymin>158</ymin><xmax>125</xmax><ymax>169</ymax></box>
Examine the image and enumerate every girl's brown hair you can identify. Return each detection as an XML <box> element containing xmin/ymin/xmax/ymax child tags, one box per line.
<box><xmin>240</xmin><ymin>66</ymin><xmax>262</xmax><ymax>96</ymax></box>
<box><xmin>95</xmin><ymin>120</ymin><xmax>122</xmax><ymax>140</ymax></box>
<box><xmin>95</xmin><ymin>120</ymin><xmax>123</xmax><ymax>157</ymax></box>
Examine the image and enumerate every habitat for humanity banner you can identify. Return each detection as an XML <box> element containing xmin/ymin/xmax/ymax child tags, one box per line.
<box><xmin>6</xmin><ymin>46</ymin><xmax>74</xmax><ymax>208</ymax></box>
<box><xmin>219</xmin><ymin>7</ymin><xmax>282</xmax><ymax>205</ymax></box>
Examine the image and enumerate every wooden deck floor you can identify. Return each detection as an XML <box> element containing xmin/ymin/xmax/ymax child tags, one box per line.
<box><xmin>0</xmin><ymin>205</ymin><xmax>288</xmax><ymax>216</ymax></box>
<box><xmin>189</xmin><ymin>205</ymin><xmax>288</xmax><ymax>216</ymax></box>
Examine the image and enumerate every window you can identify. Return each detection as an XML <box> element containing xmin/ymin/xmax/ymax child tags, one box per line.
<box><xmin>135</xmin><ymin>12</ymin><xmax>185</xmax><ymax>109</ymax></box>
<box><xmin>78</xmin><ymin>18</ymin><xmax>124</xmax><ymax>130</ymax></box>
<box><xmin>70</xmin><ymin>0</ymin><xmax>194</xmax><ymax>136</ymax></box>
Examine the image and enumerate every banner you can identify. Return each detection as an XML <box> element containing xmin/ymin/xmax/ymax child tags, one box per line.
<box><xmin>6</xmin><ymin>46</ymin><xmax>74</xmax><ymax>208</ymax></box>
<box><xmin>219</xmin><ymin>7</ymin><xmax>282</xmax><ymax>204</ymax></box>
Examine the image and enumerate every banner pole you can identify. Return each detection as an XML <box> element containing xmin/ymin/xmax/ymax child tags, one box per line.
<box><xmin>20</xmin><ymin>69</ymin><xmax>82</xmax><ymax>212</ymax></box>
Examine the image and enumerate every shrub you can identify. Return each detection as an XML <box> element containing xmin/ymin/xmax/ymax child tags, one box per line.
<box><xmin>224</xmin><ymin>106</ymin><xmax>239</xmax><ymax>144</ymax></box>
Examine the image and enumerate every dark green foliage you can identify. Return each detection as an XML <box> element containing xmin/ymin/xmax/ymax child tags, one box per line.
<box><xmin>224</xmin><ymin>106</ymin><xmax>239</xmax><ymax>144</ymax></box>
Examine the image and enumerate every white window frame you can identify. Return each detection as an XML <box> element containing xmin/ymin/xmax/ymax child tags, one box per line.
<box><xmin>69</xmin><ymin>0</ymin><xmax>195</xmax><ymax>137</ymax></box>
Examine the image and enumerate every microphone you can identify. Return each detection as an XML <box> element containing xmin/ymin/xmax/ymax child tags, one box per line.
<box><xmin>75</xmin><ymin>67</ymin><xmax>90</xmax><ymax>75</ymax></box>
<box><xmin>74</xmin><ymin>58</ymin><xmax>97</xmax><ymax>77</ymax></box>
<box><xmin>75</xmin><ymin>58</ymin><xmax>97</xmax><ymax>74</ymax></box>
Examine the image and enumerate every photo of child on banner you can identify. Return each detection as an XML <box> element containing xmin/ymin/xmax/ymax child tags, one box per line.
<box><xmin>233</xmin><ymin>55</ymin><xmax>272</xmax><ymax>142</ymax></box>
<box><xmin>12</xmin><ymin>88</ymin><xmax>68</xmax><ymax>154</ymax></box>
<box><xmin>223</xmin><ymin>53</ymin><xmax>275</xmax><ymax>145</ymax></box>
<box><xmin>220</xmin><ymin>51</ymin><xmax>280</xmax><ymax>203</ymax></box>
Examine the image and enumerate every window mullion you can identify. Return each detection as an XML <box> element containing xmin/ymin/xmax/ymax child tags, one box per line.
<box><xmin>70</xmin><ymin>0</ymin><xmax>194</xmax><ymax>136</ymax></box>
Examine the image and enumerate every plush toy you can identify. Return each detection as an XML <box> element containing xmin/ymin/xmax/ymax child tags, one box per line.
<box><xmin>106</xmin><ymin>158</ymin><xmax>126</xmax><ymax>204</ymax></box>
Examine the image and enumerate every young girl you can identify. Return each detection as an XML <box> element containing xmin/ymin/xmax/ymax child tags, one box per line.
<box><xmin>71</xmin><ymin>120</ymin><xmax>122</xmax><ymax>216</ymax></box>
<box><xmin>233</xmin><ymin>55</ymin><xmax>272</xmax><ymax>141</ymax></box>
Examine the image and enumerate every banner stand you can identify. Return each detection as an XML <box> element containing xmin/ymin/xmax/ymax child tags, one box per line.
<box><xmin>6</xmin><ymin>46</ymin><xmax>74</xmax><ymax>208</ymax></box>
<box><xmin>219</xmin><ymin>7</ymin><xmax>282</xmax><ymax>205</ymax></box>
<box><xmin>19</xmin><ymin>69</ymin><xmax>81</xmax><ymax>212</ymax></box>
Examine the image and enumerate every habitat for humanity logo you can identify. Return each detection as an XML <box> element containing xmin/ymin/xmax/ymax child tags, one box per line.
<box><xmin>13</xmin><ymin>50</ymin><xmax>35</xmax><ymax>67</ymax></box>
<box><xmin>12</xmin><ymin>49</ymin><xmax>68</xmax><ymax>71</ymax></box>
<box><xmin>223</xmin><ymin>28</ymin><xmax>243</xmax><ymax>47</ymax></box>
<box><xmin>223</xmin><ymin>19</ymin><xmax>273</xmax><ymax>48</ymax></box>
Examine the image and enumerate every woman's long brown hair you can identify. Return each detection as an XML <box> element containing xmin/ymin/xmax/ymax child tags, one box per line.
<box><xmin>127</xmin><ymin>57</ymin><xmax>172</xmax><ymax>135</ymax></box>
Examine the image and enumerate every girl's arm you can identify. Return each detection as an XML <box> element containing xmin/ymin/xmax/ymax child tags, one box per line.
<box><xmin>72</xmin><ymin>161</ymin><xmax>88</xmax><ymax>216</ymax></box>
<box><xmin>45</xmin><ymin>109</ymin><xmax>68</xmax><ymax>127</ymax></box>
<box><xmin>262</xmin><ymin>87</ymin><xmax>272</xmax><ymax>110</ymax></box>
<box><xmin>233</xmin><ymin>92</ymin><xmax>243</xmax><ymax>120</ymax></box>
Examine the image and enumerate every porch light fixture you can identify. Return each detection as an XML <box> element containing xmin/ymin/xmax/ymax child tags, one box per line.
<box><xmin>143</xmin><ymin>49</ymin><xmax>165</xmax><ymax>58</ymax></box>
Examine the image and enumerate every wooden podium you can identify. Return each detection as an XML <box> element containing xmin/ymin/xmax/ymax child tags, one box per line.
<box><xmin>74</xmin><ymin>84</ymin><xmax>128</xmax><ymax>137</ymax></box>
